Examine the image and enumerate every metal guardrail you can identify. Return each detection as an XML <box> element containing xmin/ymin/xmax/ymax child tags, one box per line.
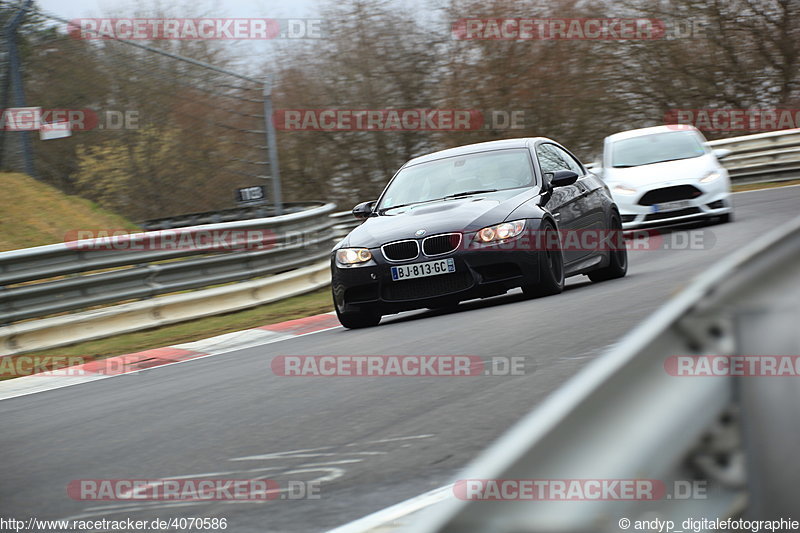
<box><xmin>331</xmin><ymin>209</ymin><xmax>362</xmax><ymax>241</ymax></box>
<box><xmin>408</xmin><ymin>214</ymin><xmax>800</xmax><ymax>531</ymax></box>
<box><xmin>0</xmin><ymin>203</ymin><xmax>336</xmax><ymax>324</ymax></box>
<box><xmin>140</xmin><ymin>202</ymin><xmax>327</xmax><ymax>230</ymax></box>
<box><xmin>708</xmin><ymin>128</ymin><xmax>800</xmax><ymax>183</ymax></box>
<box><xmin>0</xmin><ymin>260</ymin><xmax>331</xmax><ymax>355</ymax></box>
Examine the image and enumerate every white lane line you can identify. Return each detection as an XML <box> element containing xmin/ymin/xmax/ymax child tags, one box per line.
<box><xmin>156</xmin><ymin>467</ymin><xmax>285</xmax><ymax>479</ymax></box>
<box><xmin>327</xmin><ymin>484</ymin><xmax>454</xmax><ymax>533</ymax></box>
<box><xmin>0</xmin><ymin>373</ymin><xmax>110</xmax><ymax>401</ymax></box>
<box><xmin>354</xmin><ymin>434</ymin><xmax>435</xmax><ymax>446</ymax></box>
<box><xmin>233</xmin><ymin>451</ymin><xmax>387</xmax><ymax>461</ymax></box>
<box><xmin>299</xmin><ymin>459</ymin><xmax>365</xmax><ymax>467</ymax></box>
<box><xmin>232</xmin><ymin>435</ymin><xmax>434</xmax><ymax>462</ymax></box>
<box><xmin>171</xmin><ymin>328</ymin><xmax>289</xmax><ymax>353</ymax></box>
<box><xmin>281</xmin><ymin>467</ymin><xmax>345</xmax><ymax>483</ymax></box>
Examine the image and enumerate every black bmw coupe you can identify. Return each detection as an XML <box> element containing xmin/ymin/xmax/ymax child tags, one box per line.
<box><xmin>331</xmin><ymin>138</ymin><xmax>627</xmax><ymax>328</ymax></box>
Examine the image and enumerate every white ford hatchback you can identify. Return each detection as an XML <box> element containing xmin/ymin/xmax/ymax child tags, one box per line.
<box><xmin>600</xmin><ymin>125</ymin><xmax>733</xmax><ymax>229</ymax></box>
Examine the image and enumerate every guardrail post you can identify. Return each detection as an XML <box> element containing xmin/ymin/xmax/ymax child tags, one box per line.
<box><xmin>737</xmin><ymin>308</ymin><xmax>800</xmax><ymax>518</ymax></box>
<box><xmin>263</xmin><ymin>76</ymin><xmax>283</xmax><ymax>216</ymax></box>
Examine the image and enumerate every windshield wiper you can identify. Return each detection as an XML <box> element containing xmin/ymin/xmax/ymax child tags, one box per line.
<box><xmin>648</xmin><ymin>156</ymin><xmax>699</xmax><ymax>164</ymax></box>
<box><xmin>377</xmin><ymin>197</ymin><xmax>445</xmax><ymax>214</ymax></box>
<box><xmin>442</xmin><ymin>189</ymin><xmax>498</xmax><ymax>199</ymax></box>
<box><xmin>613</xmin><ymin>155</ymin><xmax>699</xmax><ymax>168</ymax></box>
<box><xmin>377</xmin><ymin>189</ymin><xmax>499</xmax><ymax>214</ymax></box>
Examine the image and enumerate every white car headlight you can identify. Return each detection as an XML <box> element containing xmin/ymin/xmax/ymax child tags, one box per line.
<box><xmin>700</xmin><ymin>171</ymin><xmax>721</xmax><ymax>183</ymax></box>
<box><xmin>336</xmin><ymin>248</ymin><xmax>372</xmax><ymax>265</ymax></box>
<box><xmin>476</xmin><ymin>220</ymin><xmax>526</xmax><ymax>243</ymax></box>
<box><xmin>613</xmin><ymin>184</ymin><xmax>637</xmax><ymax>195</ymax></box>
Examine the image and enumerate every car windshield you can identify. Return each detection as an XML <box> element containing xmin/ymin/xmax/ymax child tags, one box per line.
<box><xmin>611</xmin><ymin>131</ymin><xmax>707</xmax><ymax>168</ymax></box>
<box><xmin>377</xmin><ymin>149</ymin><xmax>534</xmax><ymax>211</ymax></box>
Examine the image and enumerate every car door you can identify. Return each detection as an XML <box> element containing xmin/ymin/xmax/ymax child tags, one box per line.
<box><xmin>553</xmin><ymin>144</ymin><xmax>607</xmax><ymax>222</ymax></box>
<box><xmin>534</xmin><ymin>143</ymin><xmax>585</xmax><ymax>265</ymax></box>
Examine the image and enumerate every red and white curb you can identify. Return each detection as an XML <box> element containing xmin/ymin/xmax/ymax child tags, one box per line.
<box><xmin>0</xmin><ymin>312</ymin><xmax>341</xmax><ymax>401</ymax></box>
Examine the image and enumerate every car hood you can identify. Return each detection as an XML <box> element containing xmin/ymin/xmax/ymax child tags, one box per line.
<box><xmin>342</xmin><ymin>188</ymin><xmax>538</xmax><ymax>248</ymax></box>
<box><xmin>603</xmin><ymin>154</ymin><xmax>719</xmax><ymax>186</ymax></box>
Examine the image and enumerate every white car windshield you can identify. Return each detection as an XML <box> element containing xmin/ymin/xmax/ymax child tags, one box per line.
<box><xmin>611</xmin><ymin>131</ymin><xmax>706</xmax><ymax>168</ymax></box>
<box><xmin>377</xmin><ymin>149</ymin><xmax>534</xmax><ymax>211</ymax></box>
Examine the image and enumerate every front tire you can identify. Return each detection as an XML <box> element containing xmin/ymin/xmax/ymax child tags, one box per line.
<box><xmin>334</xmin><ymin>300</ymin><xmax>381</xmax><ymax>329</ymax></box>
<box><xmin>588</xmin><ymin>215</ymin><xmax>628</xmax><ymax>282</ymax></box>
<box><xmin>522</xmin><ymin>220</ymin><xmax>564</xmax><ymax>298</ymax></box>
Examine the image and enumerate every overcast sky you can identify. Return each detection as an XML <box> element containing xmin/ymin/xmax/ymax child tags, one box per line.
<box><xmin>36</xmin><ymin>0</ymin><xmax>319</xmax><ymax>19</ymax></box>
<box><xmin>34</xmin><ymin>0</ymin><xmax>322</xmax><ymax>70</ymax></box>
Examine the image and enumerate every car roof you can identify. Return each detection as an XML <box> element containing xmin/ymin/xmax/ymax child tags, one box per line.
<box><xmin>403</xmin><ymin>137</ymin><xmax>552</xmax><ymax>167</ymax></box>
<box><xmin>605</xmin><ymin>125</ymin><xmax>699</xmax><ymax>143</ymax></box>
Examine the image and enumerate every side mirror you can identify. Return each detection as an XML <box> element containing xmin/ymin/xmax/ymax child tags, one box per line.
<box><xmin>352</xmin><ymin>201</ymin><xmax>376</xmax><ymax>220</ymax></box>
<box><xmin>712</xmin><ymin>148</ymin><xmax>733</xmax><ymax>160</ymax></box>
<box><xmin>546</xmin><ymin>170</ymin><xmax>579</xmax><ymax>188</ymax></box>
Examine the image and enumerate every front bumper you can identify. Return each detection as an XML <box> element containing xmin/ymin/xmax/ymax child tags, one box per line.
<box><xmin>613</xmin><ymin>179</ymin><xmax>732</xmax><ymax>230</ymax></box>
<box><xmin>331</xmin><ymin>242</ymin><xmax>542</xmax><ymax>315</ymax></box>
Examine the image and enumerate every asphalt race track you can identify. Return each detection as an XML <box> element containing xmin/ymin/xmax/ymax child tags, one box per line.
<box><xmin>1</xmin><ymin>186</ymin><xmax>799</xmax><ymax>532</ymax></box>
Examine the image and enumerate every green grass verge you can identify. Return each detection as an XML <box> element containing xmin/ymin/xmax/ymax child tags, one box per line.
<box><xmin>732</xmin><ymin>178</ymin><xmax>800</xmax><ymax>192</ymax></box>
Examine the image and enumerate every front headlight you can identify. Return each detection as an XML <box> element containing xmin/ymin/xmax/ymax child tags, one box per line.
<box><xmin>476</xmin><ymin>220</ymin><xmax>526</xmax><ymax>243</ymax></box>
<box><xmin>336</xmin><ymin>248</ymin><xmax>372</xmax><ymax>265</ymax></box>
<box><xmin>700</xmin><ymin>171</ymin><xmax>721</xmax><ymax>183</ymax></box>
<box><xmin>613</xmin><ymin>184</ymin><xmax>637</xmax><ymax>195</ymax></box>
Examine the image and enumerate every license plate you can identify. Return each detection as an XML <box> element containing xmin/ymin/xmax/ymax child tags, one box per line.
<box><xmin>652</xmin><ymin>200</ymin><xmax>692</xmax><ymax>213</ymax></box>
<box><xmin>391</xmin><ymin>259</ymin><xmax>455</xmax><ymax>281</ymax></box>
